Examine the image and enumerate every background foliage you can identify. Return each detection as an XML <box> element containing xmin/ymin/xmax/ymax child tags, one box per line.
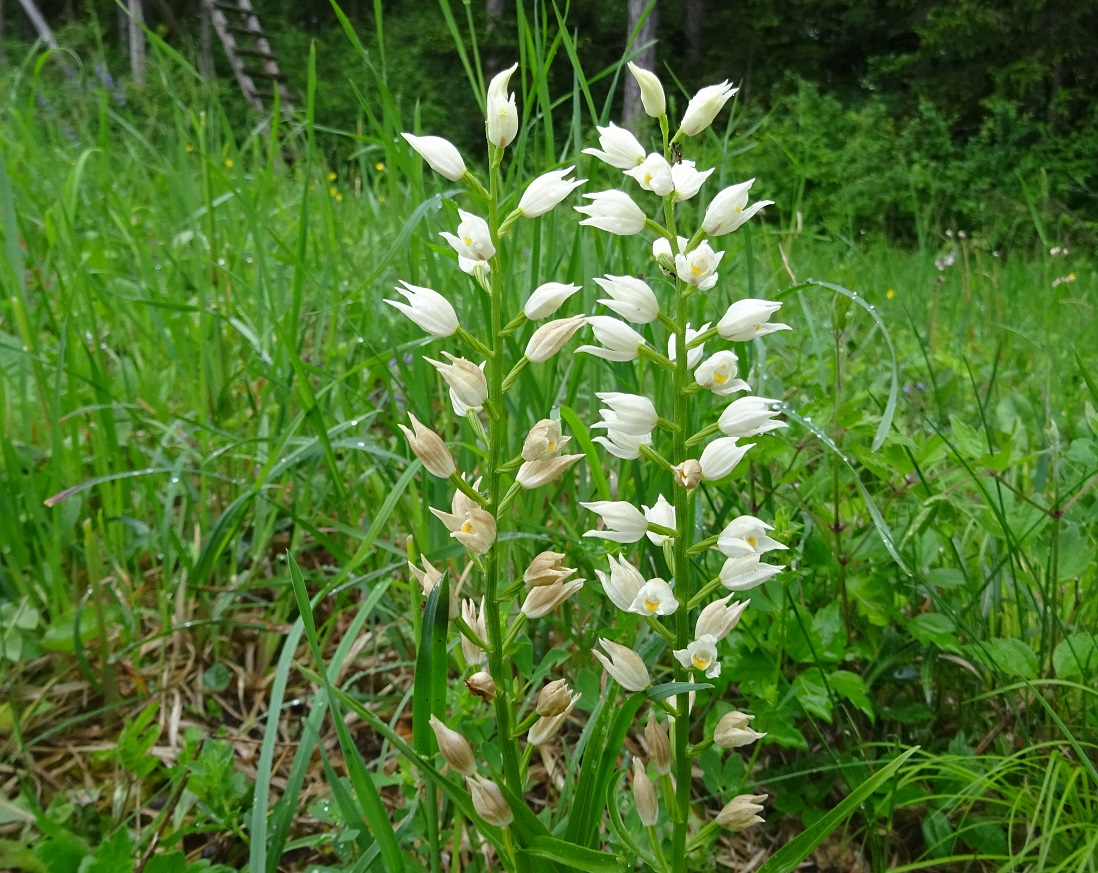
<box><xmin>5</xmin><ymin>0</ymin><xmax>1098</xmax><ymax>246</ymax></box>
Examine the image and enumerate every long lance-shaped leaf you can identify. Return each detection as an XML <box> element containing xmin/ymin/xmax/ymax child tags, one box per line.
<box><xmin>755</xmin><ymin>746</ymin><xmax>919</xmax><ymax>873</ymax></box>
<box><xmin>412</xmin><ymin>575</ymin><xmax>451</xmax><ymax>873</ymax></box>
<box><xmin>288</xmin><ymin>556</ymin><xmax>406</xmax><ymax>871</ymax></box>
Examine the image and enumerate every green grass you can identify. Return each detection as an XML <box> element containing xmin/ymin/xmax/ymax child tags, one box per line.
<box><xmin>0</xmin><ymin>14</ymin><xmax>1096</xmax><ymax>873</ymax></box>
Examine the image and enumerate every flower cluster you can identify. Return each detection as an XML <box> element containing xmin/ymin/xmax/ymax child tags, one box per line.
<box><xmin>393</xmin><ymin>64</ymin><xmax>597</xmax><ymax>843</ymax></box>
<box><xmin>577</xmin><ymin>63</ymin><xmax>789</xmax><ymax>845</ymax></box>
<box><xmin>391</xmin><ymin>59</ymin><xmax>788</xmax><ymax>869</ymax></box>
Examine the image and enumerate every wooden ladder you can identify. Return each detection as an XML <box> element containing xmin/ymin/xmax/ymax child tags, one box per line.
<box><xmin>202</xmin><ymin>0</ymin><xmax>294</xmax><ymax>118</ymax></box>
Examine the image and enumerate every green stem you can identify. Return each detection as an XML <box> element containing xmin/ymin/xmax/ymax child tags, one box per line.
<box><xmin>664</xmin><ymin>186</ymin><xmax>693</xmax><ymax>873</ymax></box>
<box><xmin>482</xmin><ymin>146</ymin><xmax>527</xmax><ymax>870</ymax></box>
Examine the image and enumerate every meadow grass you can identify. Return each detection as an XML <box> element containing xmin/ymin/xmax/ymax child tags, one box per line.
<box><xmin>0</xmin><ymin>17</ymin><xmax>1096</xmax><ymax>873</ymax></box>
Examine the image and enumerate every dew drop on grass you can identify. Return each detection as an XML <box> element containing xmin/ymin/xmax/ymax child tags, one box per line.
<box><xmin>217</xmin><ymin>258</ymin><xmax>226</xmax><ymax>266</ymax></box>
<box><xmin>170</xmin><ymin>477</ymin><xmax>179</xmax><ymax>484</ymax></box>
<box><xmin>357</xmin><ymin>441</ymin><xmax>366</xmax><ymax>448</ymax></box>
<box><xmin>350</xmin><ymin>419</ymin><xmax>358</xmax><ymax>427</ymax></box>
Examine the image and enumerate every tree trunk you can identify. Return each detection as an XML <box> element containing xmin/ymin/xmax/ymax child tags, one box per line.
<box><xmin>623</xmin><ymin>0</ymin><xmax>658</xmax><ymax>133</ymax></box>
<box><xmin>199</xmin><ymin>1</ymin><xmax>214</xmax><ymax>79</ymax></box>
<box><xmin>128</xmin><ymin>0</ymin><xmax>146</xmax><ymax>85</ymax></box>
<box><xmin>684</xmin><ymin>0</ymin><xmax>703</xmax><ymax>67</ymax></box>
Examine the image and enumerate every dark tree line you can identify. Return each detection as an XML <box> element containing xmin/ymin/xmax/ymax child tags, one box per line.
<box><xmin>6</xmin><ymin>0</ymin><xmax>1097</xmax><ymax>240</ymax></box>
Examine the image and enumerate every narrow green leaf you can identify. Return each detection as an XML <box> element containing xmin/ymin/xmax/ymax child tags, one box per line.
<box><xmin>519</xmin><ymin>835</ymin><xmax>628</xmax><ymax>872</ymax></box>
<box><xmin>756</xmin><ymin>746</ymin><xmax>919</xmax><ymax>873</ymax></box>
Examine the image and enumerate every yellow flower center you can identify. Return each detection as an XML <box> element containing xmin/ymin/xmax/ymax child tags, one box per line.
<box><xmin>643</xmin><ymin>172</ymin><xmax>654</xmax><ymax>185</ymax></box>
<box><xmin>713</xmin><ymin>372</ymin><xmax>729</xmax><ymax>384</ymax></box>
<box><xmin>460</xmin><ymin>521</ymin><xmax>475</xmax><ymax>535</ymax></box>
<box><xmin>644</xmin><ymin>598</ymin><xmax>661</xmax><ymax>613</ymax></box>
<box><xmin>690</xmin><ymin>261</ymin><xmax>706</xmax><ymax>276</ymax></box>
<box><xmin>691</xmin><ymin>653</ymin><xmax>711</xmax><ymax>670</ymax></box>
<box><xmin>746</xmin><ymin>535</ymin><xmax>758</xmax><ymax>548</ymax></box>
<box><xmin>546</xmin><ymin>440</ymin><xmax>556</xmax><ymax>452</ymax></box>
<box><xmin>735</xmin><ymin>205</ymin><xmax>743</xmax><ymax>213</ymax></box>
<box><xmin>463</xmin><ymin>237</ymin><xmax>474</xmax><ymax>246</ymax></box>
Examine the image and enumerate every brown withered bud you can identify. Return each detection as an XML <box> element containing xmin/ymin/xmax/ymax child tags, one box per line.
<box><xmin>536</xmin><ymin>678</ymin><xmax>573</xmax><ymax>717</ymax></box>
<box><xmin>466</xmin><ymin>670</ymin><xmax>497</xmax><ymax>701</ymax></box>
<box><xmin>644</xmin><ymin>711</ymin><xmax>672</xmax><ymax>776</ymax></box>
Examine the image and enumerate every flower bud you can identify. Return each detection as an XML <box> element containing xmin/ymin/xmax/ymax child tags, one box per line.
<box><xmin>703</xmin><ymin>179</ymin><xmax>773</xmax><ymax>236</ymax></box>
<box><xmin>714</xmin><ymin>710</ymin><xmax>767</xmax><ymax>750</ymax></box>
<box><xmin>667</xmin><ymin>322</ymin><xmax>709</xmax><ymax>368</ymax></box>
<box><xmin>525</xmin><ymin>315</ymin><xmax>586</xmax><ymax>363</ymax></box>
<box><xmin>642</xmin><ymin>495</ymin><xmax>676</xmax><ymax>546</ymax></box>
<box><xmin>521</xmin><ymin>578</ymin><xmax>584</xmax><ymax>619</ymax></box>
<box><xmin>677</xmin><ymin>81</ymin><xmax>738</xmax><ymax>138</ymax></box>
<box><xmin>627</xmin><ymin>62</ymin><xmax>666</xmax><ymax>117</ymax></box>
<box><xmin>536</xmin><ymin>679</ymin><xmax>573</xmax><ymax>717</ymax></box>
<box><xmin>466</xmin><ymin>670</ymin><xmax>497</xmax><ymax>701</ymax></box>
<box><xmin>695</xmin><ymin>594</ymin><xmax>750</xmax><ymax>641</ymax></box>
<box><xmin>593</xmin><ymin>638</ymin><xmax>651</xmax><ymax>692</ymax></box>
<box><xmin>719</xmin><ymin>555</ymin><xmax>784</xmax><ymax>591</ymax></box>
<box><xmin>583</xmin><ymin>122</ymin><xmax>646</xmax><ymax>169</ymax></box>
<box><xmin>467</xmin><ymin>775</ymin><xmax>513</xmax><ymax>827</ymax></box>
<box><xmin>398</xmin><ymin>414</ymin><xmax>456</xmax><ymax>478</ymax></box>
<box><xmin>673</xmin><ymin>459</ymin><xmax>702</xmax><ymax>490</ymax></box>
<box><xmin>384</xmin><ymin>280</ymin><xmax>460</xmax><ymax>338</ymax></box>
<box><xmin>486</xmin><ymin>64</ymin><xmax>519</xmax><ymax>148</ymax></box>
<box><xmin>671</xmin><ymin>159</ymin><xmax>714</xmax><ymax>202</ymax></box>
<box><xmin>576</xmin><ymin>316</ymin><xmax>648</xmax><ymax>362</ymax></box>
<box><xmin>716</xmin><ymin>793</ymin><xmax>766</xmax><ymax>831</ymax></box>
<box><xmin>718</xmin><ymin>396</ymin><xmax>787</xmax><ymax>438</ymax></box>
<box><xmin>717</xmin><ymin>298</ymin><xmax>790</xmax><ymax>342</ymax></box>
<box><xmin>523</xmin><ymin>550</ymin><xmax>575</xmax><ymax>588</ymax></box>
<box><xmin>423</xmin><ymin>353</ymin><xmax>488</xmax><ymax>412</ymax></box>
<box><xmin>523</xmin><ymin>282</ymin><xmax>581</xmax><ymax>320</ymax></box>
<box><xmin>581</xmin><ymin>500</ymin><xmax>649</xmax><ymax>544</ymax></box>
<box><xmin>518</xmin><ymin>167</ymin><xmax>585</xmax><ymax>217</ymax></box>
<box><xmin>528</xmin><ymin>691</ymin><xmax>580</xmax><ymax>745</ymax></box>
<box><xmin>594</xmin><ymin>274</ymin><xmax>660</xmax><ymax>324</ymax></box>
<box><xmin>594</xmin><ymin>392</ymin><xmax>658</xmax><ymax>436</ymax></box>
<box><xmin>699</xmin><ymin>437</ymin><xmax>755</xmax><ymax>481</ymax></box>
<box><xmin>460</xmin><ymin>598</ymin><xmax>487</xmax><ymax>667</ymax></box>
<box><xmin>428</xmin><ymin>715</ymin><xmax>476</xmax><ymax>775</ymax></box>
<box><xmin>594</xmin><ymin>553</ymin><xmax>645</xmax><ymax>611</ymax></box>
<box><xmin>517</xmin><ymin>454</ymin><xmax>584</xmax><ymax>489</ymax></box>
<box><xmin>410</xmin><ymin>556</ymin><xmax>458</xmax><ymax>618</ymax></box>
<box><xmin>522</xmin><ymin>419</ymin><xmax>570</xmax><ymax>462</ymax></box>
<box><xmin>632</xmin><ymin>758</ymin><xmax>659</xmax><ymax>826</ymax></box>
<box><xmin>645</xmin><ymin>711</ymin><xmax>672</xmax><ymax>775</ymax></box>
<box><xmin>401</xmin><ymin>133</ymin><xmax>466</xmax><ymax>181</ymax></box>
<box><xmin>574</xmin><ymin>190</ymin><xmax>647</xmax><ymax>236</ymax></box>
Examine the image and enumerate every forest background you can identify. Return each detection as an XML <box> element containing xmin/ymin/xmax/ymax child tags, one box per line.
<box><xmin>5</xmin><ymin>0</ymin><xmax>1098</xmax><ymax>247</ymax></box>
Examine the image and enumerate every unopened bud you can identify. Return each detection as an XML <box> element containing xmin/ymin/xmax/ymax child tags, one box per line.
<box><xmin>523</xmin><ymin>550</ymin><xmax>575</xmax><ymax>587</ymax></box>
<box><xmin>525</xmin><ymin>315</ymin><xmax>586</xmax><ymax>363</ymax></box>
<box><xmin>527</xmin><ymin>692</ymin><xmax>579</xmax><ymax>746</ymax></box>
<box><xmin>645</xmin><ymin>711</ymin><xmax>672</xmax><ymax>775</ymax></box>
<box><xmin>673</xmin><ymin>459</ymin><xmax>702</xmax><ymax>490</ymax></box>
<box><xmin>713</xmin><ymin>710</ymin><xmax>766</xmax><ymax>749</ymax></box>
<box><xmin>536</xmin><ymin>678</ymin><xmax>573</xmax><ymax>717</ymax></box>
<box><xmin>632</xmin><ymin>758</ymin><xmax>659</xmax><ymax>826</ymax></box>
<box><xmin>428</xmin><ymin>715</ymin><xmax>476</xmax><ymax>775</ymax></box>
<box><xmin>466</xmin><ymin>670</ymin><xmax>497</xmax><ymax>701</ymax></box>
<box><xmin>716</xmin><ymin>793</ymin><xmax>766</xmax><ymax>831</ymax></box>
<box><xmin>467</xmin><ymin>775</ymin><xmax>514</xmax><ymax>827</ymax></box>
<box><xmin>398</xmin><ymin>414</ymin><xmax>456</xmax><ymax>478</ymax></box>
<box><xmin>522</xmin><ymin>419</ymin><xmax>571</xmax><ymax>461</ymax></box>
